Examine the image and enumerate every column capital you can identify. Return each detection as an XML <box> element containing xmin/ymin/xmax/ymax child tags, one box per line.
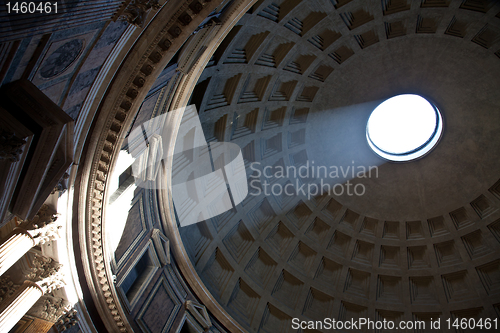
<box><xmin>28</xmin><ymin>296</ymin><xmax>71</xmax><ymax>323</ymax></box>
<box><xmin>21</xmin><ymin>204</ymin><xmax>58</xmax><ymax>230</ymax></box>
<box><xmin>19</xmin><ymin>204</ymin><xmax>61</xmax><ymax>245</ymax></box>
<box><xmin>27</xmin><ymin>256</ymin><xmax>65</xmax><ymax>294</ymax></box>
<box><xmin>0</xmin><ymin>205</ymin><xmax>61</xmax><ymax>276</ymax></box>
<box><xmin>26</xmin><ymin>222</ymin><xmax>62</xmax><ymax>246</ymax></box>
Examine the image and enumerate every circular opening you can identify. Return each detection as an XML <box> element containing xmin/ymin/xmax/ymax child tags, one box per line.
<box><xmin>366</xmin><ymin>94</ymin><xmax>443</xmax><ymax>162</ymax></box>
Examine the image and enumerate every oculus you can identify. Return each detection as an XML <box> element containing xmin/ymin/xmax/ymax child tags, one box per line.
<box><xmin>366</xmin><ymin>94</ymin><xmax>443</xmax><ymax>162</ymax></box>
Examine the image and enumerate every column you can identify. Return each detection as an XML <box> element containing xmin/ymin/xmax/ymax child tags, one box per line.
<box><xmin>0</xmin><ymin>256</ymin><xmax>64</xmax><ymax>332</ymax></box>
<box><xmin>0</xmin><ymin>229</ymin><xmax>35</xmax><ymax>276</ymax></box>
<box><xmin>0</xmin><ymin>223</ymin><xmax>60</xmax><ymax>276</ymax></box>
<box><xmin>0</xmin><ymin>281</ymin><xmax>43</xmax><ymax>332</ymax></box>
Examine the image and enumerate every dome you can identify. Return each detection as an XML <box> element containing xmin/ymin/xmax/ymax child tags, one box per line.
<box><xmin>1</xmin><ymin>0</ymin><xmax>500</xmax><ymax>332</ymax></box>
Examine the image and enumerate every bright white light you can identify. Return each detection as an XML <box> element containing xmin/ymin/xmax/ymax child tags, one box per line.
<box><xmin>107</xmin><ymin>149</ymin><xmax>136</xmax><ymax>254</ymax></box>
<box><xmin>107</xmin><ymin>181</ymin><xmax>135</xmax><ymax>254</ymax></box>
<box><xmin>108</xmin><ymin>150</ymin><xmax>134</xmax><ymax>193</ymax></box>
<box><xmin>366</xmin><ymin>94</ymin><xmax>443</xmax><ymax>161</ymax></box>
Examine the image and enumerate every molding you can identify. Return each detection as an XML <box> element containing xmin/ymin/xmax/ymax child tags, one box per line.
<box><xmin>74</xmin><ymin>0</ymin><xmax>227</xmax><ymax>332</ymax></box>
<box><xmin>175</xmin><ymin>312</ymin><xmax>205</xmax><ymax>333</ymax></box>
<box><xmin>116</xmin><ymin>240</ymin><xmax>160</xmax><ymax>311</ymax></box>
<box><xmin>185</xmin><ymin>300</ymin><xmax>212</xmax><ymax>329</ymax></box>
<box><xmin>152</xmin><ymin>228</ymin><xmax>171</xmax><ymax>266</ymax></box>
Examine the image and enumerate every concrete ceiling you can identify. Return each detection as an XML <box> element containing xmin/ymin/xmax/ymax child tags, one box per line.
<box><xmin>174</xmin><ymin>0</ymin><xmax>500</xmax><ymax>331</ymax></box>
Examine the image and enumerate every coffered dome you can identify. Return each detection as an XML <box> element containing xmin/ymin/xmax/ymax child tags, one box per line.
<box><xmin>173</xmin><ymin>0</ymin><xmax>500</xmax><ymax>331</ymax></box>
